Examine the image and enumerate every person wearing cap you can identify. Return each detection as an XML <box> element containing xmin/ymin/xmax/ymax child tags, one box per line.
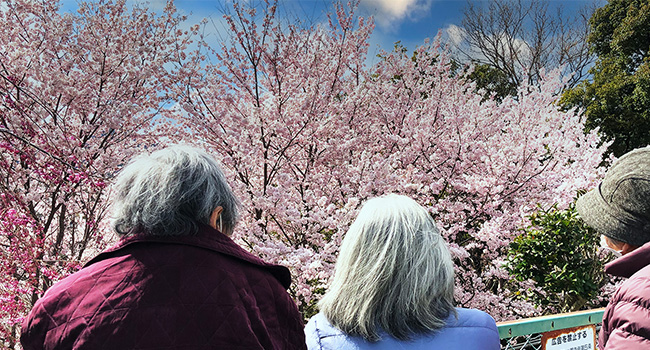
<box><xmin>576</xmin><ymin>146</ymin><xmax>650</xmax><ymax>350</ymax></box>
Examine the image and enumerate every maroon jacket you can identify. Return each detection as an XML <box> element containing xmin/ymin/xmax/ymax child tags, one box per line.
<box><xmin>600</xmin><ymin>241</ymin><xmax>650</xmax><ymax>349</ymax></box>
<box><xmin>21</xmin><ymin>225</ymin><xmax>307</xmax><ymax>350</ymax></box>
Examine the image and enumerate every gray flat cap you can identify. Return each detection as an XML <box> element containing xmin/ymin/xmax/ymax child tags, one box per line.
<box><xmin>576</xmin><ymin>146</ymin><xmax>650</xmax><ymax>246</ymax></box>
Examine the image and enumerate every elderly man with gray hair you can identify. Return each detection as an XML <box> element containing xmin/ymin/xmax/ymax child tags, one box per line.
<box><xmin>576</xmin><ymin>146</ymin><xmax>650</xmax><ymax>350</ymax></box>
<box><xmin>21</xmin><ymin>145</ymin><xmax>307</xmax><ymax>350</ymax></box>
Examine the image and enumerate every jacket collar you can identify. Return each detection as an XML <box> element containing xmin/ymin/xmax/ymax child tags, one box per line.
<box><xmin>84</xmin><ymin>224</ymin><xmax>293</xmax><ymax>289</ymax></box>
<box><xmin>605</xmin><ymin>241</ymin><xmax>650</xmax><ymax>278</ymax></box>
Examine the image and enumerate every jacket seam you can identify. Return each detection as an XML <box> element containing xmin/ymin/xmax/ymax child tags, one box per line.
<box><xmin>314</xmin><ymin>318</ymin><xmax>326</xmax><ymax>350</ymax></box>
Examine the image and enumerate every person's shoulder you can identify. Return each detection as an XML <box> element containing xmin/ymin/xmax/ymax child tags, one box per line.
<box><xmin>23</xmin><ymin>259</ymin><xmax>115</xmax><ymax>334</ymax></box>
<box><xmin>35</xmin><ymin>253</ymin><xmax>130</xmax><ymax>308</ymax></box>
<box><xmin>427</xmin><ymin>308</ymin><xmax>500</xmax><ymax>350</ymax></box>
<box><xmin>41</xmin><ymin>263</ymin><xmax>99</xmax><ymax>299</ymax></box>
<box><xmin>305</xmin><ymin>312</ymin><xmax>348</xmax><ymax>350</ymax></box>
<box><xmin>305</xmin><ymin>312</ymin><xmax>340</xmax><ymax>337</ymax></box>
<box><xmin>448</xmin><ymin>308</ymin><xmax>498</xmax><ymax>331</ymax></box>
<box><xmin>603</xmin><ymin>267</ymin><xmax>650</xmax><ymax>348</ymax></box>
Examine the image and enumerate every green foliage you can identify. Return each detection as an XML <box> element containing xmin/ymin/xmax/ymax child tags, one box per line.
<box><xmin>467</xmin><ymin>63</ymin><xmax>518</xmax><ymax>101</ymax></box>
<box><xmin>561</xmin><ymin>0</ymin><xmax>650</xmax><ymax>157</ymax></box>
<box><xmin>506</xmin><ymin>203</ymin><xmax>610</xmax><ymax>313</ymax></box>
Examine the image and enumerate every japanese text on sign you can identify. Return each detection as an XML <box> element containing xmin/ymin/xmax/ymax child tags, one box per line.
<box><xmin>542</xmin><ymin>325</ymin><xmax>596</xmax><ymax>350</ymax></box>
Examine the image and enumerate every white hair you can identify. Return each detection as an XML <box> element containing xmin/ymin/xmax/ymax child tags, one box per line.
<box><xmin>111</xmin><ymin>145</ymin><xmax>239</xmax><ymax>236</ymax></box>
<box><xmin>318</xmin><ymin>194</ymin><xmax>455</xmax><ymax>341</ymax></box>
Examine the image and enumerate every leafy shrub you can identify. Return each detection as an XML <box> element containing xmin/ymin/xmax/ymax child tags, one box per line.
<box><xmin>506</xmin><ymin>202</ymin><xmax>611</xmax><ymax>313</ymax></box>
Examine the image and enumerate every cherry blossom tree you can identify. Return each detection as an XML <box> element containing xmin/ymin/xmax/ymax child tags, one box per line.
<box><xmin>0</xmin><ymin>0</ymin><xmax>194</xmax><ymax>347</ymax></box>
<box><xmin>365</xmin><ymin>46</ymin><xmax>610</xmax><ymax>316</ymax></box>
<box><xmin>176</xmin><ymin>0</ymin><xmax>377</xmax><ymax>315</ymax></box>
<box><xmin>179</xmin><ymin>0</ymin><xmax>609</xmax><ymax>319</ymax></box>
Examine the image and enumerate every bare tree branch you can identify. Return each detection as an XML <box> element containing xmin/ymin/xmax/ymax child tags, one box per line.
<box><xmin>455</xmin><ymin>0</ymin><xmax>596</xmax><ymax>91</ymax></box>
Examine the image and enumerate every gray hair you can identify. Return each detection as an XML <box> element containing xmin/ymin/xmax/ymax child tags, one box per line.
<box><xmin>111</xmin><ymin>145</ymin><xmax>239</xmax><ymax>236</ymax></box>
<box><xmin>318</xmin><ymin>194</ymin><xmax>455</xmax><ymax>341</ymax></box>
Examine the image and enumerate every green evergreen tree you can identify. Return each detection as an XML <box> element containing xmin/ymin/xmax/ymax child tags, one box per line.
<box><xmin>468</xmin><ymin>63</ymin><xmax>518</xmax><ymax>101</ymax></box>
<box><xmin>561</xmin><ymin>0</ymin><xmax>650</xmax><ymax>157</ymax></box>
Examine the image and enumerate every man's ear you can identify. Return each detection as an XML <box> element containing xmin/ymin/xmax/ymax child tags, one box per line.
<box><xmin>209</xmin><ymin>206</ymin><xmax>223</xmax><ymax>230</ymax></box>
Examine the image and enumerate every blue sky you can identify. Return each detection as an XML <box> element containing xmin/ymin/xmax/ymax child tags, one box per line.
<box><xmin>60</xmin><ymin>0</ymin><xmax>605</xmax><ymax>64</ymax></box>
<box><xmin>168</xmin><ymin>0</ymin><xmax>469</xmax><ymax>59</ymax></box>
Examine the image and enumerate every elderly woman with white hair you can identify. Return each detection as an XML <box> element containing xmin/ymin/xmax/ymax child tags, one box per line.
<box><xmin>305</xmin><ymin>194</ymin><xmax>500</xmax><ymax>350</ymax></box>
<box><xmin>21</xmin><ymin>145</ymin><xmax>307</xmax><ymax>350</ymax></box>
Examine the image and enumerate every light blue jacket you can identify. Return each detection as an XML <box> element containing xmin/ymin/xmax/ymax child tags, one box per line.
<box><xmin>305</xmin><ymin>308</ymin><xmax>500</xmax><ymax>350</ymax></box>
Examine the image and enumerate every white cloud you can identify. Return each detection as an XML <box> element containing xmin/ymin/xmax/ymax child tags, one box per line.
<box><xmin>444</xmin><ymin>24</ymin><xmax>466</xmax><ymax>48</ymax></box>
<box><xmin>373</xmin><ymin>0</ymin><xmax>412</xmax><ymax>18</ymax></box>
<box><xmin>360</xmin><ymin>0</ymin><xmax>434</xmax><ymax>31</ymax></box>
